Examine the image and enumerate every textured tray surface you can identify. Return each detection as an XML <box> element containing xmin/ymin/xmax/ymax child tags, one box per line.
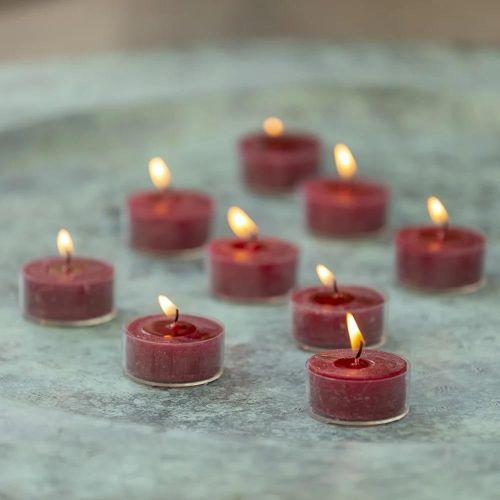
<box><xmin>0</xmin><ymin>42</ymin><xmax>499</xmax><ymax>499</ymax></box>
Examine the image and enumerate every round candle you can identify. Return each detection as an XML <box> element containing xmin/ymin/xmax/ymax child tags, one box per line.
<box><xmin>307</xmin><ymin>314</ymin><xmax>409</xmax><ymax>426</ymax></box>
<box><xmin>20</xmin><ymin>229</ymin><xmax>115</xmax><ymax>326</ymax></box>
<box><xmin>124</xmin><ymin>295</ymin><xmax>224</xmax><ymax>387</ymax></box>
<box><xmin>395</xmin><ymin>196</ymin><xmax>486</xmax><ymax>292</ymax></box>
<box><xmin>292</xmin><ymin>264</ymin><xmax>385</xmax><ymax>351</ymax></box>
<box><xmin>126</xmin><ymin>157</ymin><xmax>215</xmax><ymax>255</ymax></box>
<box><xmin>239</xmin><ymin>117</ymin><xmax>321</xmax><ymax>194</ymax></box>
<box><xmin>207</xmin><ymin>206</ymin><xmax>299</xmax><ymax>301</ymax></box>
<box><xmin>301</xmin><ymin>144</ymin><xmax>389</xmax><ymax>237</ymax></box>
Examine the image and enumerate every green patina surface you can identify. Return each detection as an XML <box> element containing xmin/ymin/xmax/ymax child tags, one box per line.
<box><xmin>0</xmin><ymin>42</ymin><xmax>499</xmax><ymax>499</ymax></box>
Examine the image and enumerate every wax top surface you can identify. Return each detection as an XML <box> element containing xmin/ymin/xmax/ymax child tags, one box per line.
<box><xmin>292</xmin><ymin>285</ymin><xmax>384</xmax><ymax>310</ymax></box>
<box><xmin>303</xmin><ymin>177</ymin><xmax>389</xmax><ymax>202</ymax></box>
<box><xmin>396</xmin><ymin>225</ymin><xmax>486</xmax><ymax>251</ymax></box>
<box><xmin>307</xmin><ymin>349</ymin><xmax>407</xmax><ymax>381</ymax></box>
<box><xmin>127</xmin><ymin>189</ymin><xmax>214</xmax><ymax>219</ymax></box>
<box><xmin>22</xmin><ymin>256</ymin><xmax>114</xmax><ymax>285</ymax></box>
<box><xmin>126</xmin><ymin>314</ymin><xmax>224</xmax><ymax>344</ymax></box>
<box><xmin>208</xmin><ymin>237</ymin><xmax>298</xmax><ymax>264</ymax></box>
<box><xmin>240</xmin><ymin>131</ymin><xmax>320</xmax><ymax>154</ymax></box>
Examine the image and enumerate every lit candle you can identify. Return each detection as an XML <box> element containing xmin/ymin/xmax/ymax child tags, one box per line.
<box><xmin>126</xmin><ymin>157</ymin><xmax>215</xmax><ymax>255</ymax></box>
<box><xmin>206</xmin><ymin>207</ymin><xmax>299</xmax><ymax>301</ymax></box>
<box><xmin>124</xmin><ymin>294</ymin><xmax>225</xmax><ymax>387</ymax></box>
<box><xmin>20</xmin><ymin>229</ymin><xmax>115</xmax><ymax>326</ymax></box>
<box><xmin>307</xmin><ymin>313</ymin><xmax>409</xmax><ymax>426</ymax></box>
<box><xmin>239</xmin><ymin>117</ymin><xmax>321</xmax><ymax>194</ymax></box>
<box><xmin>395</xmin><ymin>196</ymin><xmax>486</xmax><ymax>292</ymax></box>
<box><xmin>301</xmin><ymin>144</ymin><xmax>389</xmax><ymax>237</ymax></box>
<box><xmin>291</xmin><ymin>264</ymin><xmax>385</xmax><ymax>351</ymax></box>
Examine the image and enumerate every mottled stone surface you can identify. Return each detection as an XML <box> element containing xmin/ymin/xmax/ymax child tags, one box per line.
<box><xmin>0</xmin><ymin>42</ymin><xmax>500</xmax><ymax>499</ymax></box>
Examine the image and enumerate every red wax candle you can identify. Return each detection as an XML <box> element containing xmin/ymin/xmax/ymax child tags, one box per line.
<box><xmin>292</xmin><ymin>265</ymin><xmax>385</xmax><ymax>351</ymax></box>
<box><xmin>124</xmin><ymin>296</ymin><xmax>224</xmax><ymax>387</ymax></box>
<box><xmin>239</xmin><ymin>117</ymin><xmax>321</xmax><ymax>194</ymax></box>
<box><xmin>307</xmin><ymin>349</ymin><xmax>409</xmax><ymax>426</ymax></box>
<box><xmin>301</xmin><ymin>144</ymin><xmax>389</xmax><ymax>237</ymax></box>
<box><xmin>20</xmin><ymin>229</ymin><xmax>115</xmax><ymax>326</ymax></box>
<box><xmin>207</xmin><ymin>207</ymin><xmax>299</xmax><ymax>302</ymax></box>
<box><xmin>126</xmin><ymin>157</ymin><xmax>215</xmax><ymax>255</ymax></box>
<box><xmin>395</xmin><ymin>197</ymin><xmax>486</xmax><ymax>292</ymax></box>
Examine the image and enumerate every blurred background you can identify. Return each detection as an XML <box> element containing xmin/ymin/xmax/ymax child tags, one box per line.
<box><xmin>2</xmin><ymin>0</ymin><xmax>500</xmax><ymax>60</ymax></box>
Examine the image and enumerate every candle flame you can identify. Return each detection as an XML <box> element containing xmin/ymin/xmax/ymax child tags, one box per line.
<box><xmin>262</xmin><ymin>117</ymin><xmax>284</xmax><ymax>137</ymax></box>
<box><xmin>427</xmin><ymin>196</ymin><xmax>449</xmax><ymax>226</ymax></box>
<box><xmin>334</xmin><ymin>144</ymin><xmax>357</xmax><ymax>179</ymax></box>
<box><xmin>346</xmin><ymin>313</ymin><xmax>365</xmax><ymax>353</ymax></box>
<box><xmin>148</xmin><ymin>157</ymin><xmax>171</xmax><ymax>190</ymax></box>
<box><xmin>316</xmin><ymin>264</ymin><xmax>335</xmax><ymax>288</ymax></box>
<box><xmin>158</xmin><ymin>294</ymin><xmax>177</xmax><ymax>321</ymax></box>
<box><xmin>227</xmin><ymin>206</ymin><xmax>259</xmax><ymax>239</ymax></box>
<box><xmin>56</xmin><ymin>228</ymin><xmax>74</xmax><ymax>258</ymax></box>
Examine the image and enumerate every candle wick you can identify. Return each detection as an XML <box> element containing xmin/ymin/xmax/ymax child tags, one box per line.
<box><xmin>354</xmin><ymin>340</ymin><xmax>364</xmax><ymax>365</ymax></box>
<box><xmin>63</xmin><ymin>252</ymin><xmax>72</xmax><ymax>273</ymax></box>
<box><xmin>333</xmin><ymin>279</ymin><xmax>339</xmax><ymax>295</ymax></box>
<box><xmin>173</xmin><ymin>308</ymin><xmax>179</xmax><ymax>324</ymax></box>
<box><xmin>246</xmin><ymin>232</ymin><xmax>259</xmax><ymax>250</ymax></box>
<box><xmin>438</xmin><ymin>222</ymin><xmax>449</xmax><ymax>242</ymax></box>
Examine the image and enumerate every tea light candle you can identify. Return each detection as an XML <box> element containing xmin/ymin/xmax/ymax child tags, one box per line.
<box><xmin>207</xmin><ymin>207</ymin><xmax>299</xmax><ymax>302</ymax></box>
<box><xmin>301</xmin><ymin>144</ymin><xmax>389</xmax><ymax>237</ymax></box>
<box><xmin>395</xmin><ymin>196</ymin><xmax>486</xmax><ymax>292</ymax></box>
<box><xmin>126</xmin><ymin>157</ymin><xmax>215</xmax><ymax>255</ymax></box>
<box><xmin>307</xmin><ymin>313</ymin><xmax>409</xmax><ymax>426</ymax></box>
<box><xmin>292</xmin><ymin>264</ymin><xmax>385</xmax><ymax>351</ymax></box>
<box><xmin>239</xmin><ymin>117</ymin><xmax>321</xmax><ymax>194</ymax></box>
<box><xmin>20</xmin><ymin>229</ymin><xmax>115</xmax><ymax>326</ymax></box>
<box><xmin>124</xmin><ymin>295</ymin><xmax>224</xmax><ymax>387</ymax></box>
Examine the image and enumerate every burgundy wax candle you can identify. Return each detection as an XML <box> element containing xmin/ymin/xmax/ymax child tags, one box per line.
<box><xmin>207</xmin><ymin>207</ymin><xmax>299</xmax><ymax>302</ymax></box>
<box><xmin>307</xmin><ymin>349</ymin><xmax>409</xmax><ymax>426</ymax></box>
<box><xmin>301</xmin><ymin>144</ymin><xmax>389</xmax><ymax>237</ymax></box>
<box><xmin>292</xmin><ymin>265</ymin><xmax>385</xmax><ymax>351</ymax></box>
<box><xmin>239</xmin><ymin>117</ymin><xmax>321</xmax><ymax>194</ymax></box>
<box><xmin>395</xmin><ymin>197</ymin><xmax>486</xmax><ymax>292</ymax></box>
<box><xmin>20</xmin><ymin>229</ymin><xmax>115</xmax><ymax>326</ymax></box>
<box><xmin>126</xmin><ymin>157</ymin><xmax>215</xmax><ymax>255</ymax></box>
<box><xmin>124</xmin><ymin>296</ymin><xmax>224</xmax><ymax>387</ymax></box>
